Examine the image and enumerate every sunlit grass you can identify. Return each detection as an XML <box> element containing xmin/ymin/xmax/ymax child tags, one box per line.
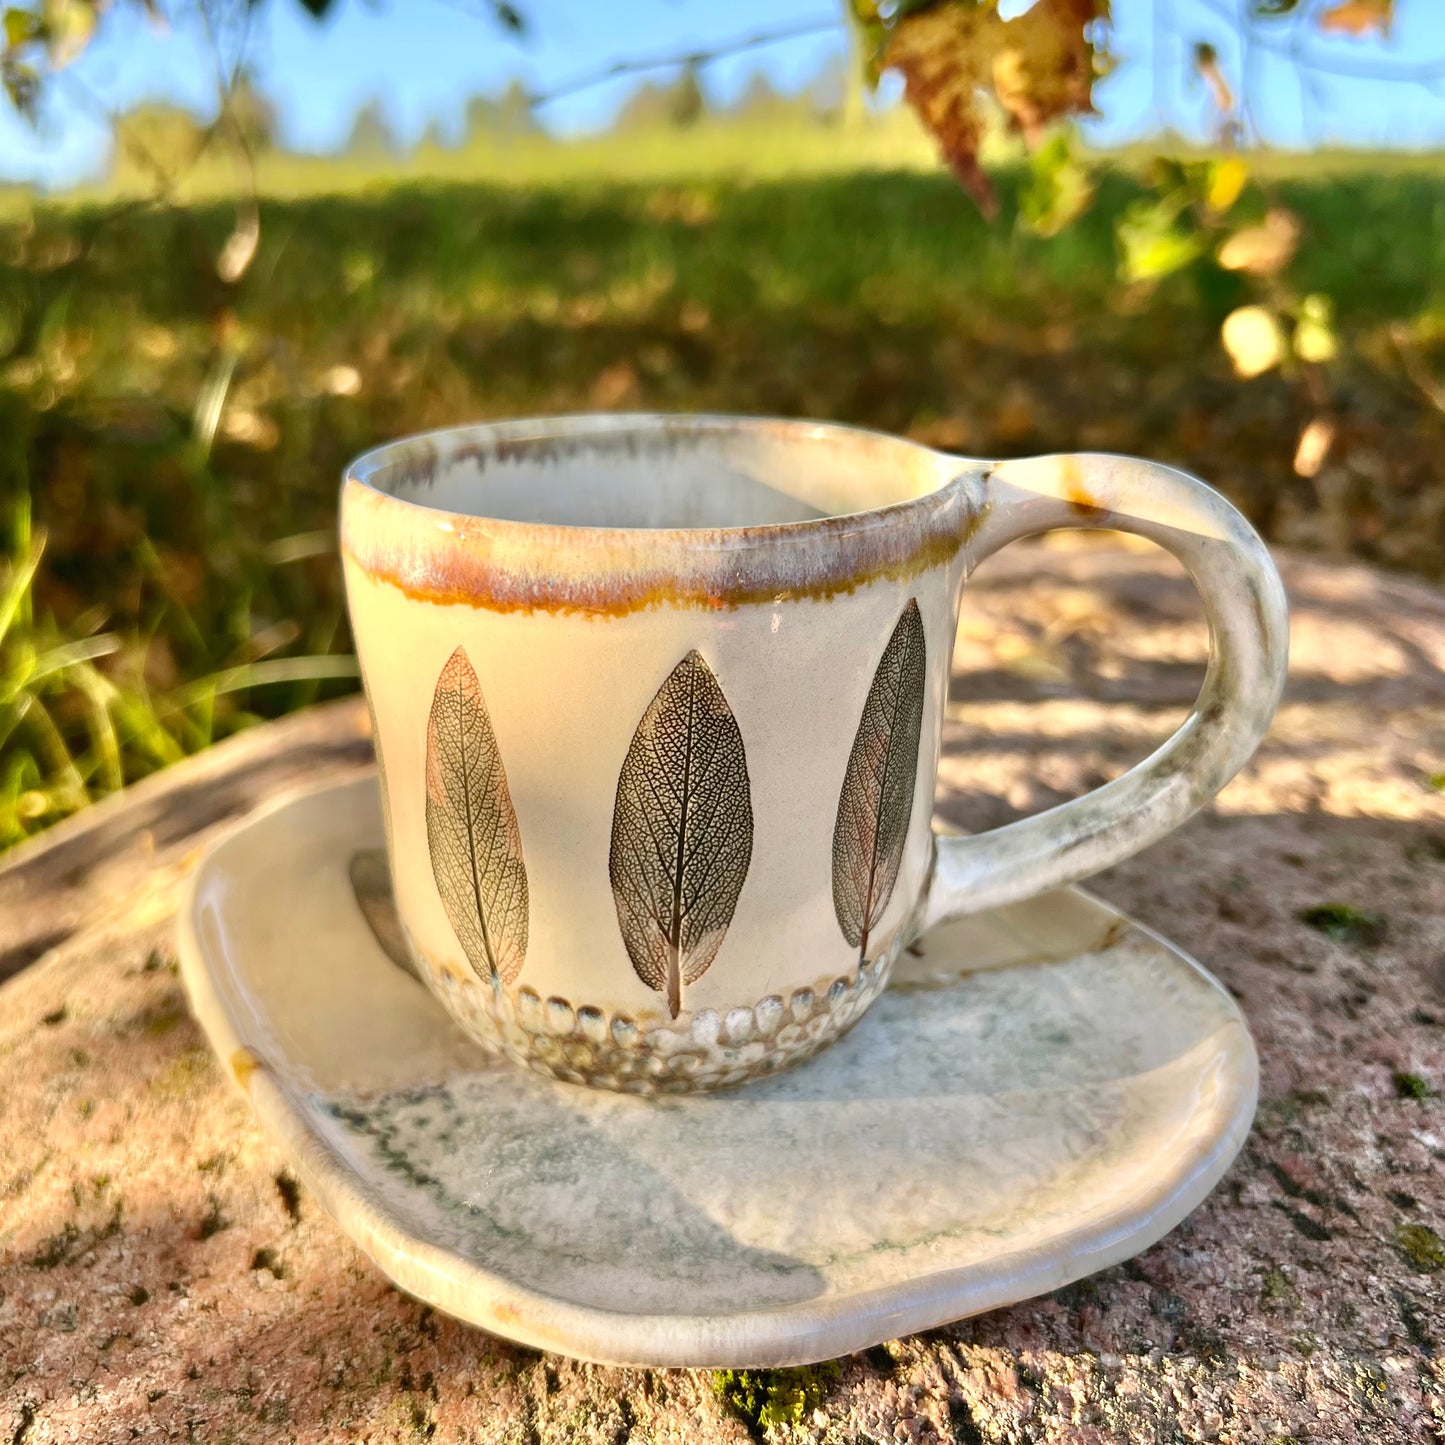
<box><xmin>1</xmin><ymin>139</ymin><xmax>1444</xmax><ymax>847</ymax></box>
<box><xmin>0</xmin><ymin>490</ymin><xmax>356</xmax><ymax>849</ymax></box>
<box><xmin>89</xmin><ymin>110</ymin><xmax>943</xmax><ymax>204</ymax></box>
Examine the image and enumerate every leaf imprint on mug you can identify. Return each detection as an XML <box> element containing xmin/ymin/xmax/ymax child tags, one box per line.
<box><xmin>425</xmin><ymin>646</ymin><xmax>529</xmax><ymax>986</ymax></box>
<box><xmin>832</xmin><ymin>598</ymin><xmax>927</xmax><ymax>964</ymax></box>
<box><xmin>609</xmin><ymin>649</ymin><xmax>753</xmax><ymax>1019</ymax></box>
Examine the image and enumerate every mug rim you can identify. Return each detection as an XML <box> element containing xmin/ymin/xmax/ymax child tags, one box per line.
<box><xmin>341</xmin><ymin>413</ymin><xmax>987</xmax><ymax>618</ymax></box>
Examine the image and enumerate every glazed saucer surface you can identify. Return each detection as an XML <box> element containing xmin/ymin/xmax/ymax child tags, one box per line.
<box><xmin>179</xmin><ymin>775</ymin><xmax>1257</xmax><ymax>1368</ymax></box>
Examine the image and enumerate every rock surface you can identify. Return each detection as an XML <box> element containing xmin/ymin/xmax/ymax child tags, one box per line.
<box><xmin>2</xmin><ymin>540</ymin><xmax>1443</xmax><ymax>1444</ymax></box>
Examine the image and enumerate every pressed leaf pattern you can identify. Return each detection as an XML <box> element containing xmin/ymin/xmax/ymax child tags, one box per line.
<box><xmin>832</xmin><ymin>599</ymin><xmax>927</xmax><ymax>962</ymax></box>
<box><xmin>609</xmin><ymin>649</ymin><xmax>753</xmax><ymax>1018</ymax></box>
<box><xmin>425</xmin><ymin>646</ymin><xmax>528</xmax><ymax>985</ymax></box>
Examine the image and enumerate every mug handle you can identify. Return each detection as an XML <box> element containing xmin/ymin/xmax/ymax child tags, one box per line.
<box><xmin>921</xmin><ymin>452</ymin><xmax>1289</xmax><ymax>928</ymax></box>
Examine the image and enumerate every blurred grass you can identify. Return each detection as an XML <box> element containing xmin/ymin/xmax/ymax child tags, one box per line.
<box><xmin>2</xmin><ymin>141</ymin><xmax>1445</xmax><ymax>846</ymax></box>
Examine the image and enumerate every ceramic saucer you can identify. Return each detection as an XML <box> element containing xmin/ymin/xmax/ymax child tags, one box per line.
<box><xmin>179</xmin><ymin>775</ymin><xmax>1257</xmax><ymax>1369</ymax></box>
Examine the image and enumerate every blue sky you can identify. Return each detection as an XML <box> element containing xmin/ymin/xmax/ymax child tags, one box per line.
<box><xmin>3</xmin><ymin>0</ymin><xmax>1445</xmax><ymax>186</ymax></box>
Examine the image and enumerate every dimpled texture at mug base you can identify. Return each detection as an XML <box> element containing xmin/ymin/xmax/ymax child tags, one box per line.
<box><xmin>179</xmin><ymin>775</ymin><xmax>1258</xmax><ymax>1368</ymax></box>
<box><xmin>412</xmin><ymin>942</ymin><xmax>901</xmax><ymax>1094</ymax></box>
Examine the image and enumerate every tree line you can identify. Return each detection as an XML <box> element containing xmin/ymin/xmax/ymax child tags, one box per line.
<box><xmin>110</xmin><ymin>60</ymin><xmax>857</xmax><ymax>180</ymax></box>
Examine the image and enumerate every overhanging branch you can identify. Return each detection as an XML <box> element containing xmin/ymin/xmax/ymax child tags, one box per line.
<box><xmin>527</xmin><ymin>15</ymin><xmax>841</xmax><ymax>109</ymax></box>
<box><xmin>1194</xmin><ymin>0</ymin><xmax>1445</xmax><ymax>87</ymax></box>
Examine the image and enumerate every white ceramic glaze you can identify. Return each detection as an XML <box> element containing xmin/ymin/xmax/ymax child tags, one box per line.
<box><xmin>340</xmin><ymin>415</ymin><xmax>1287</xmax><ymax>1089</ymax></box>
<box><xmin>179</xmin><ymin>775</ymin><xmax>1259</xmax><ymax>1368</ymax></box>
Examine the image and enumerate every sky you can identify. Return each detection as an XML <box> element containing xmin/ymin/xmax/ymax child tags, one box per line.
<box><xmin>3</xmin><ymin>0</ymin><xmax>1445</xmax><ymax>187</ymax></box>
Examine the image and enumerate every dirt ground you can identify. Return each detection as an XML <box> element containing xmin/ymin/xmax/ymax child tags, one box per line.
<box><xmin>1</xmin><ymin>540</ymin><xmax>1442</xmax><ymax>1443</ymax></box>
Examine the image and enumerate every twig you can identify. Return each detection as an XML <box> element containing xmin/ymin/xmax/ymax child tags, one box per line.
<box><xmin>227</xmin><ymin>0</ymin><xmax>254</xmax><ymax>91</ymax></box>
<box><xmin>1151</xmin><ymin>0</ymin><xmax>1172</xmax><ymax>135</ymax></box>
<box><xmin>1291</xmin><ymin>2</ymin><xmax>1330</xmax><ymax>148</ymax></box>
<box><xmin>53</xmin><ymin>68</ymin><xmax>180</xmax><ymax>201</ymax></box>
<box><xmin>1194</xmin><ymin>0</ymin><xmax>1445</xmax><ymax>87</ymax></box>
<box><xmin>527</xmin><ymin>15</ymin><xmax>841</xmax><ymax>108</ymax></box>
<box><xmin>1391</xmin><ymin>323</ymin><xmax>1445</xmax><ymax>416</ymax></box>
<box><xmin>53</xmin><ymin>65</ymin><xmax>229</xmax><ymax>206</ymax></box>
<box><xmin>1237</xmin><ymin>0</ymin><xmax>1260</xmax><ymax>147</ymax></box>
<box><xmin>197</xmin><ymin>0</ymin><xmax>259</xmax><ymax>211</ymax></box>
<box><xmin>427</xmin><ymin>0</ymin><xmax>527</xmax><ymax>35</ymax></box>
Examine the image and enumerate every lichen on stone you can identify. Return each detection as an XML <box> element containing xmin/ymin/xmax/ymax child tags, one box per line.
<box><xmin>713</xmin><ymin>1364</ymin><xmax>842</xmax><ymax>1432</ymax></box>
<box><xmin>1395</xmin><ymin>1222</ymin><xmax>1445</xmax><ymax>1273</ymax></box>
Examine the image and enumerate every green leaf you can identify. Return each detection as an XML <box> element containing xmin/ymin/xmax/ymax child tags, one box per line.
<box><xmin>41</xmin><ymin>0</ymin><xmax>95</xmax><ymax>67</ymax></box>
<box><xmin>1019</xmin><ymin>127</ymin><xmax>1094</xmax><ymax>236</ymax></box>
<box><xmin>847</xmin><ymin>0</ymin><xmax>889</xmax><ymax>85</ymax></box>
<box><xmin>1293</xmin><ymin>292</ymin><xmax>1338</xmax><ymax>364</ymax></box>
<box><xmin>1</xmin><ymin>56</ymin><xmax>39</xmax><ymax>118</ymax></box>
<box><xmin>1205</xmin><ymin>156</ymin><xmax>1249</xmax><ymax>213</ymax></box>
<box><xmin>1116</xmin><ymin>196</ymin><xmax>1205</xmax><ymax>284</ymax></box>
<box><xmin>858</xmin><ymin>18</ymin><xmax>889</xmax><ymax>84</ymax></box>
<box><xmin>1251</xmin><ymin>0</ymin><xmax>1301</xmax><ymax>14</ymax></box>
<box><xmin>3</xmin><ymin>7</ymin><xmax>40</xmax><ymax>48</ymax></box>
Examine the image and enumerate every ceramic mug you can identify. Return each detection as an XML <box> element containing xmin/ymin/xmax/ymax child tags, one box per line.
<box><xmin>341</xmin><ymin>414</ymin><xmax>1287</xmax><ymax>1093</ymax></box>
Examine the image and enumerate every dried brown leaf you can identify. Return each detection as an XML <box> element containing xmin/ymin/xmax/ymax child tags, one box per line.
<box><xmin>1217</xmin><ymin>208</ymin><xmax>1300</xmax><ymax>277</ymax></box>
<box><xmin>1193</xmin><ymin>41</ymin><xmax>1234</xmax><ymax>115</ymax></box>
<box><xmin>1293</xmin><ymin>416</ymin><xmax>1336</xmax><ymax>479</ymax></box>
<box><xmin>884</xmin><ymin>3</ymin><xmax>997</xmax><ymax>208</ymax></box>
<box><xmin>1318</xmin><ymin>0</ymin><xmax>1392</xmax><ymax>38</ymax></box>
<box><xmin>884</xmin><ymin>0</ymin><xmax>1107</xmax><ymax>211</ymax></box>
<box><xmin>216</xmin><ymin>203</ymin><xmax>259</xmax><ymax>284</ymax></box>
<box><xmin>993</xmin><ymin>0</ymin><xmax>1105</xmax><ymax>144</ymax></box>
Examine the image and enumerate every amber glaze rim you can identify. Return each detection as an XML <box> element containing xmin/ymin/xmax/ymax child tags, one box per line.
<box><xmin>340</xmin><ymin>414</ymin><xmax>988</xmax><ymax>618</ymax></box>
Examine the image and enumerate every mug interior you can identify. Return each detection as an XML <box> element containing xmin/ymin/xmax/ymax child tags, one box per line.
<box><xmin>353</xmin><ymin>416</ymin><xmax>955</xmax><ymax>531</ymax></box>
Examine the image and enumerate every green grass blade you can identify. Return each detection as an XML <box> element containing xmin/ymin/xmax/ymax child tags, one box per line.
<box><xmin>0</xmin><ymin>531</ymin><xmax>46</xmax><ymax>650</ymax></box>
<box><xmin>168</xmin><ymin>653</ymin><xmax>360</xmax><ymax>709</ymax></box>
<box><xmin>27</xmin><ymin>634</ymin><xmax>122</xmax><ymax>686</ymax></box>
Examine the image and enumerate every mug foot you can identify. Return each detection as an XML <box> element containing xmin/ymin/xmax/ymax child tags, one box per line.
<box><xmin>414</xmin><ymin>943</ymin><xmax>902</xmax><ymax>1093</ymax></box>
